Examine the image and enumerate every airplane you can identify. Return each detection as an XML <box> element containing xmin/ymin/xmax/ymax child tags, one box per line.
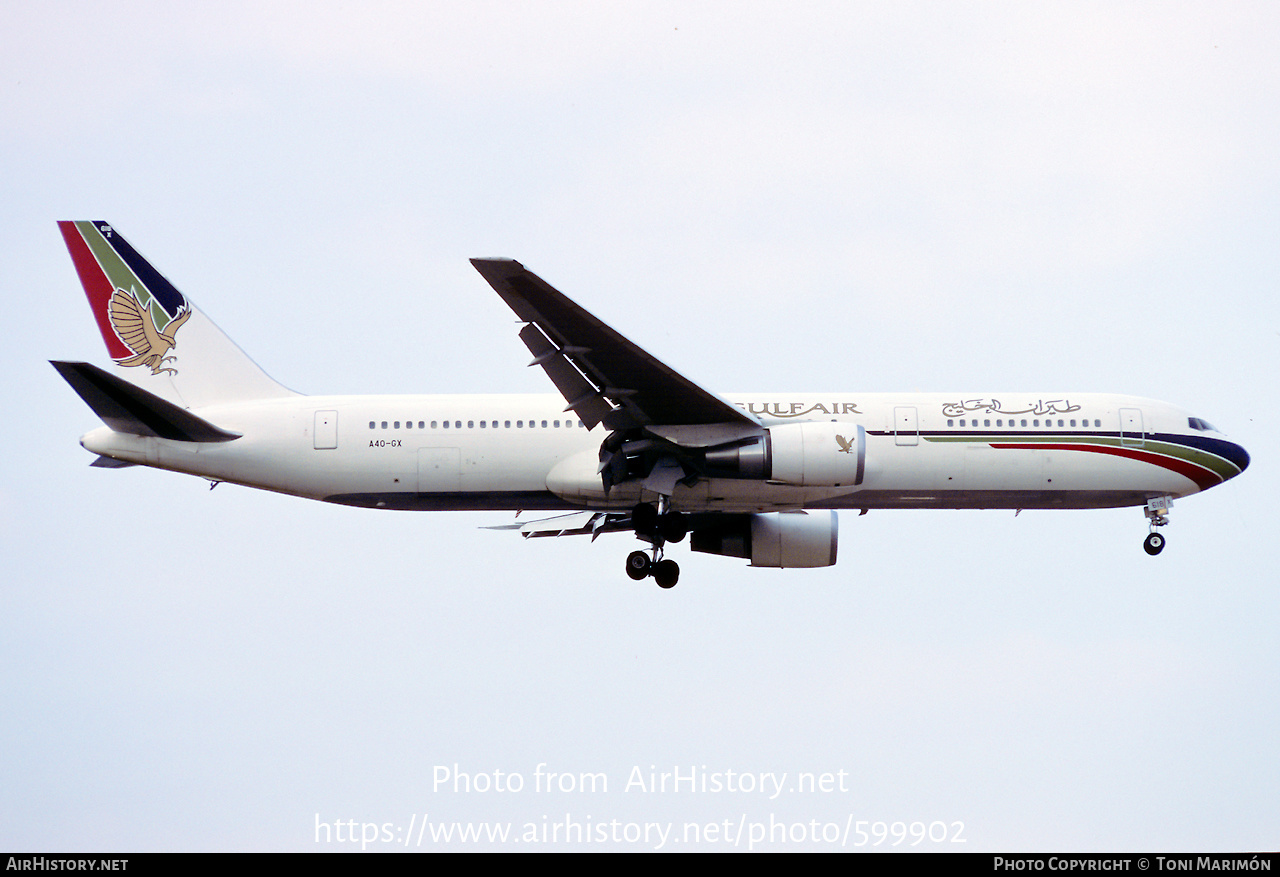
<box><xmin>52</xmin><ymin>220</ymin><xmax>1251</xmax><ymax>588</ymax></box>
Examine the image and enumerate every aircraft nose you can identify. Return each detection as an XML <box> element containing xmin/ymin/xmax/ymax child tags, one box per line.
<box><xmin>1223</xmin><ymin>440</ymin><xmax>1250</xmax><ymax>477</ymax></box>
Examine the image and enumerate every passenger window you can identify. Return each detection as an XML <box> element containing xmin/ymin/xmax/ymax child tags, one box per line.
<box><xmin>984</xmin><ymin>419</ymin><xmax>990</xmax><ymax>427</ymax></box>
<box><xmin>431</xmin><ymin>421</ymin><xmax>437</xmax><ymax>429</ymax></box>
<box><xmin>419</xmin><ymin>421</ymin><xmax>424</xmax><ymax>429</ymax></box>
<box><xmin>517</xmin><ymin>421</ymin><xmax>523</xmax><ymax>428</ymax></box>
<box><xmin>381</xmin><ymin>421</ymin><xmax>388</xmax><ymax>429</ymax></box>
<box><xmin>369</xmin><ymin>421</ymin><xmax>375</xmax><ymax>429</ymax></box>
<box><xmin>947</xmin><ymin>419</ymin><xmax>954</xmax><ymax>427</ymax></box>
<box><xmin>455</xmin><ymin>421</ymin><xmax>461</xmax><ymax>429</ymax></box>
<box><xmin>505</xmin><ymin>420</ymin><xmax>511</xmax><ymax>428</ymax></box>
<box><xmin>468</xmin><ymin>421</ymin><xmax>474</xmax><ymax>429</ymax></box>
<box><xmin>443</xmin><ymin>421</ymin><xmax>450</xmax><ymax>428</ymax></box>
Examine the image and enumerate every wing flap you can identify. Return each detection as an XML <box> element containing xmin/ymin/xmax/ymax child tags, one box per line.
<box><xmin>517</xmin><ymin>323</ymin><xmax>612</xmax><ymax>427</ymax></box>
<box><xmin>484</xmin><ymin>511</ymin><xmax>601</xmax><ymax>538</ymax></box>
<box><xmin>483</xmin><ymin>511</ymin><xmax>632</xmax><ymax>540</ymax></box>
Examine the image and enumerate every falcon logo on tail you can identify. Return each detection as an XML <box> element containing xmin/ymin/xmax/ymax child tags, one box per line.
<box><xmin>59</xmin><ymin>221</ymin><xmax>194</xmax><ymax>375</ymax></box>
<box><xmin>107</xmin><ymin>286</ymin><xmax>191</xmax><ymax>375</ymax></box>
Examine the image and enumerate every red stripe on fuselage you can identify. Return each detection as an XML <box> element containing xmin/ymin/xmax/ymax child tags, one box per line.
<box><xmin>989</xmin><ymin>442</ymin><xmax>1220</xmax><ymax>491</ymax></box>
<box><xmin>58</xmin><ymin>221</ymin><xmax>129</xmax><ymax>360</ymax></box>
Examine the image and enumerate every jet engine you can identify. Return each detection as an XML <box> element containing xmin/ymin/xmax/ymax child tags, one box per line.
<box><xmin>703</xmin><ymin>422</ymin><xmax>865</xmax><ymax>487</ymax></box>
<box><xmin>690</xmin><ymin>510</ymin><xmax>838</xmax><ymax>568</ymax></box>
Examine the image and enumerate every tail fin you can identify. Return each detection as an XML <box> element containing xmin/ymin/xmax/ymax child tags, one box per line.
<box><xmin>58</xmin><ymin>221</ymin><xmax>296</xmax><ymax>408</ymax></box>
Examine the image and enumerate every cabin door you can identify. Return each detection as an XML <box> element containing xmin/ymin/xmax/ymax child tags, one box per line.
<box><xmin>313</xmin><ymin>410</ymin><xmax>338</xmax><ymax>450</ymax></box>
<box><xmin>1120</xmin><ymin>408</ymin><xmax>1144</xmax><ymax>447</ymax></box>
<box><xmin>894</xmin><ymin>406</ymin><xmax>919</xmax><ymax>446</ymax></box>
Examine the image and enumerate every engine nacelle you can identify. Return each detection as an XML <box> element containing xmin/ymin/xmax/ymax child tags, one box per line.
<box><xmin>769</xmin><ymin>421</ymin><xmax>864</xmax><ymax>487</ymax></box>
<box><xmin>691</xmin><ymin>510</ymin><xmax>838</xmax><ymax>568</ymax></box>
<box><xmin>703</xmin><ymin>422</ymin><xmax>865</xmax><ymax>487</ymax></box>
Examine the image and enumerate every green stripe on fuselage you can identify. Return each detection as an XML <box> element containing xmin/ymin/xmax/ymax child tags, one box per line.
<box><xmin>1141</xmin><ymin>438</ymin><xmax>1239</xmax><ymax>481</ymax></box>
<box><xmin>923</xmin><ymin>433</ymin><xmax>1238</xmax><ymax>481</ymax></box>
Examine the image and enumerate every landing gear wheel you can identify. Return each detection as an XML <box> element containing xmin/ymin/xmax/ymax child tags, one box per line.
<box><xmin>1143</xmin><ymin>532</ymin><xmax>1165</xmax><ymax>556</ymax></box>
<box><xmin>653</xmin><ymin>559</ymin><xmax>680</xmax><ymax>589</ymax></box>
<box><xmin>625</xmin><ymin>551</ymin><xmax>652</xmax><ymax>580</ymax></box>
<box><xmin>660</xmin><ymin>511</ymin><xmax>688</xmax><ymax>543</ymax></box>
<box><xmin>631</xmin><ymin>503</ymin><xmax>658</xmax><ymax>535</ymax></box>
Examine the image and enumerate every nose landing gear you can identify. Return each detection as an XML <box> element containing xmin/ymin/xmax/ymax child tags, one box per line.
<box><xmin>1142</xmin><ymin>496</ymin><xmax>1172</xmax><ymax>556</ymax></box>
<box><xmin>1143</xmin><ymin>532</ymin><xmax>1165</xmax><ymax>556</ymax></box>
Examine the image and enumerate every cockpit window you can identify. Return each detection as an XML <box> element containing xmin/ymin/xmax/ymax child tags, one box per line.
<box><xmin>1188</xmin><ymin>417</ymin><xmax>1217</xmax><ymax>432</ymax></box>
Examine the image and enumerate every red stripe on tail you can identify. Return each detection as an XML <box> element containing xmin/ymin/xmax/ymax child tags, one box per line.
<box><xmin>58</xmin><ymin>221</ymin><xmax>129</xmax><ymax>360</ymax></box>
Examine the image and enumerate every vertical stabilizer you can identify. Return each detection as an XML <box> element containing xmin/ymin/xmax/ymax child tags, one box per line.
<box><xmin>58</xmin><ymin>221</ymin><xmax>296</xmax><ymax>408</ymax></box>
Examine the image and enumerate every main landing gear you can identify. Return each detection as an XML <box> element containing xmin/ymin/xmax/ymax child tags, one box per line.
<box><xmin>624</xmin><ymin>501</ymin><xmax>686</xmax><ymax>588</ymax></box>
<box><xmin>1142</xmin><ymin>496</ymin><xmax>1172</xmax><ymax>556</ymax></box>
<box><xmin>625</xmin><ymin>550</ymin><xmax>680</xmax><ymax>588</ymax></box>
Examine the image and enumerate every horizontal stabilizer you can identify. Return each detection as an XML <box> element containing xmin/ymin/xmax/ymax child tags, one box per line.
<box><xmin>90</xmin><ymin>455</ymin><xmax>138</xmax><ymax>468</ymax></box>
<box><xmin>51</xmin><ymin>360</ymin><xmax>241</xmax><ymax>443</ymax></box>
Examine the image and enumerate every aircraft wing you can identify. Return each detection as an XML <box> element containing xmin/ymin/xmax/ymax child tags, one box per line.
<box><xmin>470</xmin><ymin>259</ymin><xmax>760</xmax><ymax>432</ymax></box>
<box><xmin>482</xmin><ymin>511</ymin><xmax>627</xmax><ymax>539</ymax></box>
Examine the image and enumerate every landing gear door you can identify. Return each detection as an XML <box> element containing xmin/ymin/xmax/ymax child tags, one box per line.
<box><xmin>314</xmin><ymin>410</ymin><xmax>338</xmax><ymax>450</ymax></box>
<box><xmin>1120</xmin><ymin>408</ymin><xmax>1144</xmax><ymax>447</ymax></box>
<box><xmin>894</xmin><ymin>406</ymin><xmax>919</xmax><ymax>446</ymax></box>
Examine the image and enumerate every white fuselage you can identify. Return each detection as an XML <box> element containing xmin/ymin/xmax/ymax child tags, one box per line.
<box><xmin>79</xmin><ymin>392</ymin><xmax>1249</xmax><ymax>515</ymax></box>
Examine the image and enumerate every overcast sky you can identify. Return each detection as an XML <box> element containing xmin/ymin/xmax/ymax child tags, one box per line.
<box><xmin>3</xmin><ymin>1</ymin><xmax>1277</xmax><ymax>851</ymax></box>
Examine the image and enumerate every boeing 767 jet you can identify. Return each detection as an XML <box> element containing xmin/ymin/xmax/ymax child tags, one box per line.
<box><xmin>53</xmin><ymin>221</ymin><xmax>1250</xmax><ymax>587</ymax></box>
